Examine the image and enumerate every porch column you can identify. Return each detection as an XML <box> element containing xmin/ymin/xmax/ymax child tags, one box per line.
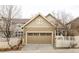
<box><xmin>52</xmin><ymin>32</ymin><xmax>53</xmax><ymax>45</ymax></box>
<box><xmin>26</xmin><ymin>32</ymin><xmax>27</xmax><ymax>45</ymax></box>
<box><xmin>53</xmin><ymin>30</ymin><xmax>56</xmax><ymax>48</ymax></box>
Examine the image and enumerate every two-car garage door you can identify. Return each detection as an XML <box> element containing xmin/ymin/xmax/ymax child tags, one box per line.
<box><xmin>27</xmin><ymin>33</ymin><xmax>52</xmax><ymax>44</ymax></box>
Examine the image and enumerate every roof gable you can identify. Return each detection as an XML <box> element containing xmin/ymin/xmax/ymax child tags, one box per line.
<box><xmin>46</xmin><ymin>13</ymin><xmax>64</xmax><ymax>26</ymax></box>
<box><xmin>46</xmin><ymin>13</ymin><xmax>56</xmax><ymax>19</ymax></box>
<box><xmin>22</xmin><ymin>13</ymin><xmax>56</xmax><ymax>28</ymax></box>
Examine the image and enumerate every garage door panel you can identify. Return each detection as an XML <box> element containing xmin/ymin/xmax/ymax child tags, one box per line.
<box><xmin>27</xmin><ymin>33</ymin><xmax>52</xmax><ymax>44</ymax></box>
<box><xmin>40</xmin><ymin>36</ymin><xmax>51</xmax><ymax>44</ymax></box>
<box><xmin>27</xmin><ymin>36</ymin><xmax>39</xmax><ymax>44</ymax></box>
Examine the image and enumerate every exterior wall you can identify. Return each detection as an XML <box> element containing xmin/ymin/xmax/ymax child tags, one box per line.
<box><xmin>46</xmin><ymin>15</ymin><xmax>56</xmax><ymax>24</ymax></box>
<box><xmin>22</xmin><ymin>28</ymin><xmax>27</xmax><ymax>45</ymax></box>
<box><xmin>25</xmin><ymin>27</ymin><xmax>54</xmax><ymax>31</ymax></box>
<box><xmin>67</xmin><ymin>19</ymin><xmax>79</xmax><ymax>36</ymax></box>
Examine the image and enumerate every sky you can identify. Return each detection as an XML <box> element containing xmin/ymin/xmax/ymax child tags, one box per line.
<box><xmin>0</xmin><ymin>0</ymin><xmax>79</xmax><ymax>19</ymax></box>
<box><xmin>20</xmin><ymin>0</ymin><xmax>79</xmax><ymax>19</ymax></box>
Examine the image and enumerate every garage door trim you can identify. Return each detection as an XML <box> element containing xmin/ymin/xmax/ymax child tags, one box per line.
<box><xmin>26</xmin><ymin>31</ymin><xmax>53</xmax><ymax>44</ymax></box>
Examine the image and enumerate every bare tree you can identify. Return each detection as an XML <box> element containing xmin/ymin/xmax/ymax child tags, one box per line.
<box><xmin>52</xmin><ymin>10</ymin><xmax>73</xmax><ymax>35</ymax></box>
<box><xmin>52</xmin><ymin>10</ymin><xmax>73</xmax><ymax>25</ymax></box>
<box><xmin>0</xmin><ymin>5</ymin><xmax>21</xmax><ymax>49</ymax></box>
<box><xmin>52</xmin><ymin>10</ymin><xmax>77</xmax><ymax>48</ymax></box>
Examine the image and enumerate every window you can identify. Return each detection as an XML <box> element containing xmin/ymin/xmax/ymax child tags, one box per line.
<box><xmin>56</xmin><ymin>30</ymin><xmax>61</xmax><ymax>36</ymax></box>
<box><xmin>28</xmin><ymin>33</ymin><xmax>39</xmax><ymax>36</ymax></box>
<box><xmin>34</xmin><ymin>33</ymin><xmax>39</xmax><ymax>36</ymax></box>
<box><xmin>40</xmin><ymin>33</ymin><xmax>46</xmax><ymax>36</ymax></box>
<box><xmin>28</xmin><ymin>33</ymin><xmax>33</xmax><ymax>36</ymax></box>
<box><xmin>15</xmin><ymin>31</ymin><xmax>23</xmax><ymax>37</ymax></box>
<box><xmin>46</xmin><ymin>33</ymin><xmax>51</xmax><ymax>36</ymax></box>
<box><xmin>56</xmin><ymin>28</ymin><xmax>66</xmax><ymax>36</ymax></box>
<box><xmin>40</xmin><ymin>33</ymin><xmax>51</xmax><ymax>36</ymax></box>
<box><xmin>27</xmin><ymin>33</ymin><xmax>51</xmax><ymax>36</ymax></box>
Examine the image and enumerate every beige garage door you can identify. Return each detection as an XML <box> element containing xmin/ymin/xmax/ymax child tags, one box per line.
<box><xmin>27</xmin><ymin>33</ymin><xmax>52</xmax><ymax>44</ymax></box>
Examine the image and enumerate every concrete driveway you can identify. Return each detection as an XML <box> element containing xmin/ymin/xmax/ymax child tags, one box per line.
<box><xmin>21</xmin><ymin>44</ymin><xmax>54</xmax><ymax>50</ymax></box>
<box><xmin>4</xmin><ymin>44</ymin><xmax>79</xmax><ymax>53</ymax></box>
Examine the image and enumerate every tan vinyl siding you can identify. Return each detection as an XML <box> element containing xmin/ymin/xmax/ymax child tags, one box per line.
<box><xmin>26</xmin><ymin>16</ymin><xmax>53</xmax><ymax>27</ymax></box>
<box><xmin>25</xmin><ymin>27</ymin><xmax>54</xmax><ymax>31</ymax></box>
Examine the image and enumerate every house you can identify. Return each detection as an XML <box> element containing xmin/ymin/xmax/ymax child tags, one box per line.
<box><xmin>66</xmin><ymin>17</ymin><xmax>79</xmax><ymax>36</ymax></box>
<box><xmin>11</xmin><ymin>19</ymin><xmax>29</xmax><ymax>37</ymax></box>
<box><xmin>22</xmin><ymin>13</ymin><xmax>64</xmax><ymax>46</ymax></box>
<box><xmin>0</xmin><ymin>18</ymin><xmax>29</xmax><ymax>37</ymax></box>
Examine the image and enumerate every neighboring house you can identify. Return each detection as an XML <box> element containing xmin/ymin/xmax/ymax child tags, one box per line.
<box><xmin>11</xmin><ymin>19</ymin><xmax>29</xmax><ymax>37</ymax></box>
<box><xmin>22</xmin><ymin>13</ymin><xmax>64</xmax><ymax>46</ymax></box>
<box><xmin>66</xmin><ymin>17</ymin><xmax>79</xmax><ymax>36</ymax></box>
<box><xmin>46</xmin><ymin>14</ymin><xmax>65</xmax><ymax>36</ymax></box>
<box><xmin>0</xmin><ymin>18</ymin><xmax>29</xmax><ymax>37</ymax></box>
<box><xmin>65</xmin><ymin>17</ymin><xmax>79</xmax><ymax>48</ymax></box>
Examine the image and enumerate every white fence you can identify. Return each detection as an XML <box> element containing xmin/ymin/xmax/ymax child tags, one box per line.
<box><xmin>55</xmin><ymin>36</ymin><xmax>79</xmax><ymax>48</ymax></box>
